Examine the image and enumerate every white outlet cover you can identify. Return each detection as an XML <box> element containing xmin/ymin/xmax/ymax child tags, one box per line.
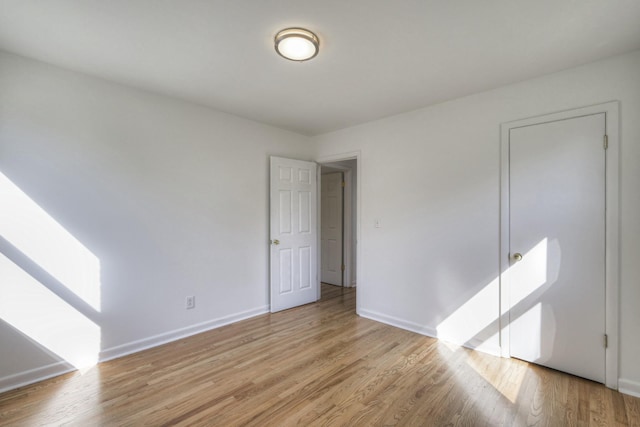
<box><xmin>186</xmin><ymin>296</ymin><xmax>195</xmax><ymax>309</ymax></box>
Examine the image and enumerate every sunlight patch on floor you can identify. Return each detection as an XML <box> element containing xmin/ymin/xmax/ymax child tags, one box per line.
<box><xmin>465</xmin><ymin>351</ymin><xmax>526</xmax><ymax>404</ymax></box>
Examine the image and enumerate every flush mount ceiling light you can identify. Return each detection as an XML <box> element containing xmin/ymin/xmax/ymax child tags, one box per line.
<box><xmin>274</xmin><ymin>28</ymin><xmax>319</xmax><ymax>61</ymax></box>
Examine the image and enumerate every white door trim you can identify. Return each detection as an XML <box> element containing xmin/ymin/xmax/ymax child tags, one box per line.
<box><xmin>343</xmin><ymin>169</ymin><xmax>354</xmax><ymax>287</ymax></box>
<box><xmin>499</xmin><ymin>101</ymin><xmax>619</xmax><ymax>389</ymax></box>
<box><xmin>317</xmin><ymin>151</ymin><xmax>361</xmax><ymax>311</ymax></box>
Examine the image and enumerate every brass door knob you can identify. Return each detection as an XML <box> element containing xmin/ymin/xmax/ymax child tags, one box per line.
<box><xmin>512</xmin><ymin>252</ymin><xmax>523</xmax><ymax>261</ymax></box>
<box><xmin>271</xmin><ymin>239</ymin><xmax>280</xmax><ymax>245</ymax></box>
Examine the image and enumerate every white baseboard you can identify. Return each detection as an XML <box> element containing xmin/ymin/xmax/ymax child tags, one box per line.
<box><xmin>0</xmin><ymin>361</ymin><xmax>75</xmax><ymax>394</ymax></box>
<box><xmin>619</xmin><ymin>378</ymin><xmax>640</xmax><ymax>398</ymax></box>
<box><xmin>357</xmin><ymin>308</ymin><xmax>501</xmax><ymax>357</ymax></box>
<box><xmin>464</xmin><ymin>337</ymin><xmax>501</xmax><ymax>357</ymax></box>
<box><xmin>0</xmin><ymin>305</ymin><xmax>269</xmax><ymax>394</ymax></box>
<box><xmin>358</xmin><ymin>308</ymin><xmax>438</xmax><ymax>338</ymax></box>
<box><xmin>100</xmin><ymin>305</ymin><xmax>269</xmax><ymax>362</ymax></box>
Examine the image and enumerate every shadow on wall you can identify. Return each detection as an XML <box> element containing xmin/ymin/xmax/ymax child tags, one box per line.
<box><xmin>0</xmin><ymin>172</ymin><xmax>101</xmax><ymax>370</ymax></box>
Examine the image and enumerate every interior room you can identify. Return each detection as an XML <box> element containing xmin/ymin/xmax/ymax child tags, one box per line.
<box><xmin>1</xmin><ymin>1</ymin><xmax>640</xmax><ymax>424</ymax></box>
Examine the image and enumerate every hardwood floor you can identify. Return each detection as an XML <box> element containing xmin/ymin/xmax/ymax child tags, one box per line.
<box><xmin>1</xmin><ymin>284</ymin><xmax>639</xmax><ymax>426</ymax></box>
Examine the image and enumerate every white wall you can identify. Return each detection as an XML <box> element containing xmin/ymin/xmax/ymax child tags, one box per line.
<box><xmin>0</xmin><ymin>52</ymin><xmax>313</xmax><ymax>391</ymax></box>
<box><xmin>314</xmin><ymin>50</ymin><xmax>640</xmax><ymax>394</ymax></box>
<box><xmin>2</xmin><ymin>47</ymin><xmax>639</xmax><ymax>397</ymax></box>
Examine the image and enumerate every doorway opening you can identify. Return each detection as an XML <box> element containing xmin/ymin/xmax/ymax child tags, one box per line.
<box><xmin>318</xmin><ymin>156</ymin><xmax>358</xmax><ymax>307</ymax></box>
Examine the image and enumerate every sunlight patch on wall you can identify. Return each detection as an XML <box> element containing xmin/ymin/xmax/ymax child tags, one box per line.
<box><xmin>0</xmin><ymin>254</ymin><xmax>100</xmax><ymax>369</ymax></box>
<box><xmin>510</xmin><ymin>302</ymin><xmax>542</xmax><ymax>361</ymax></box>
<box><xmin>508</xmin><ymin>238</ymin><xmax>548</xmax><ymax>308</ymax></box>
<box><xmin>436</xmin><ymin>238</ymin><xmax>549</xmax><ymax>405</ymax></box>
<box><xmin>0</xmin><ymin>172</ymin><xmax>100</xmax><ymax>311</ymax></box>
<box><xmin>436</xmin><ymin>277</ymin><xmax>499</xmax><ymax>349</ymax></box>
<box><xmin>436</xmin><ymin>238</ymin><xmax>549</xmax><ymax>349</ymax></box>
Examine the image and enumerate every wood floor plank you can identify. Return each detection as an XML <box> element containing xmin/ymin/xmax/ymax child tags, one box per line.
<box><xmin>1</xmin><ymin>284</ymin><xmax>639</xmax><ymax>426</ymax></box>
<box><xmin>623</xmin><ymin>394</ymin><xmax>640</xmax><ymax>427</ymax></box>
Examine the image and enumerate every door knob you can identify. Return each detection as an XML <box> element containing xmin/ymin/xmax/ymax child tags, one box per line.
<box><xmin>271</xmin><ymin>239</ymin><xmax>280</xmax><ymax>245</ymax></box>
<box><xmin>512</xmin><ymin>252</ymin><xmax>523</xmax><ymax>261</ymax></box>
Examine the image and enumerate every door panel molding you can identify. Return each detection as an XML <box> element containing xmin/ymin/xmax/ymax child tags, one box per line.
<box><xmin>499</xmin><ymin>101</ymin><xmax>619</xmax><ymax>389</ymax></box>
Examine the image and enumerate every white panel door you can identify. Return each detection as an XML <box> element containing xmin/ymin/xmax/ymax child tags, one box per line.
<box><xmin>270</xmin><ymin>157</ymin><xmax>317</xmax><ymax>312</ymax></box>
<box><xmin>321</xmin><ymin>172</ymin><xmax>343</xmax><ymax>286</ymax></box>
<box><xmin>509</xmin><ymin>113</ymin><xmax>606</xmax><ymax>383</ymax></box>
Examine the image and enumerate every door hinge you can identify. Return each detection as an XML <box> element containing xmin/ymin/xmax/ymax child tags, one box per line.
<box><xmin>341</xmin><ymin>181</ymin><xmax>346</xmax><ymax>188</ymax></box>
<box><xmin>603</xmin><ymin>135</ymin><xmax>608</xmax><ymax>150</ymax></box>
<box><xmin>341</xmin><ymin>264</ymin><xmax>345</xmax><ymax>272</ymax></box>
<box><xmin>604</xmin><ymin>334</ymin><xmax>608</xmax><ymax>348</ymax></box>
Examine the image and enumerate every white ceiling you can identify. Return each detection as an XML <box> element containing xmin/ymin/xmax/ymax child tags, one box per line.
<box><xmin>1</xmin><ymin>1</ymin><xmax>639</xmax><ymax>136</ymax></box>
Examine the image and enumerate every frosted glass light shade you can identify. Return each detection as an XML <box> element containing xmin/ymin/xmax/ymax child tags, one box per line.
<box><xmin>274</xmin><ymin>28</ymin><xmax>319</xmax><ymax>61</ymax></box>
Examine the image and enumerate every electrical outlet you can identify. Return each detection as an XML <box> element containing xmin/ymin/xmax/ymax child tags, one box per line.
<box><xmin>186</xmin><ymin>296</ymin><xmax>195</xmax><ymax>310</ymax></box>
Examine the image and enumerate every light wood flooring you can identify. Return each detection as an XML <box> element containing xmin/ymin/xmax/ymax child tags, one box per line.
<box><xmin>1</xmin><ymin>284</ymin><xmax>639</xmax><ymax>426</ymax></box>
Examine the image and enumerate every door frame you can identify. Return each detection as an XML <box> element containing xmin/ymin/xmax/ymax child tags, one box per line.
<box><xmin>316</xmin><ymin>151</ymin><xmax>361</xmax><ymax>310</ymax></box>
<box><xmin>499</xmin><ymin>101</ymin><xmax>619</xmax><ymax>389</ymax></box>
